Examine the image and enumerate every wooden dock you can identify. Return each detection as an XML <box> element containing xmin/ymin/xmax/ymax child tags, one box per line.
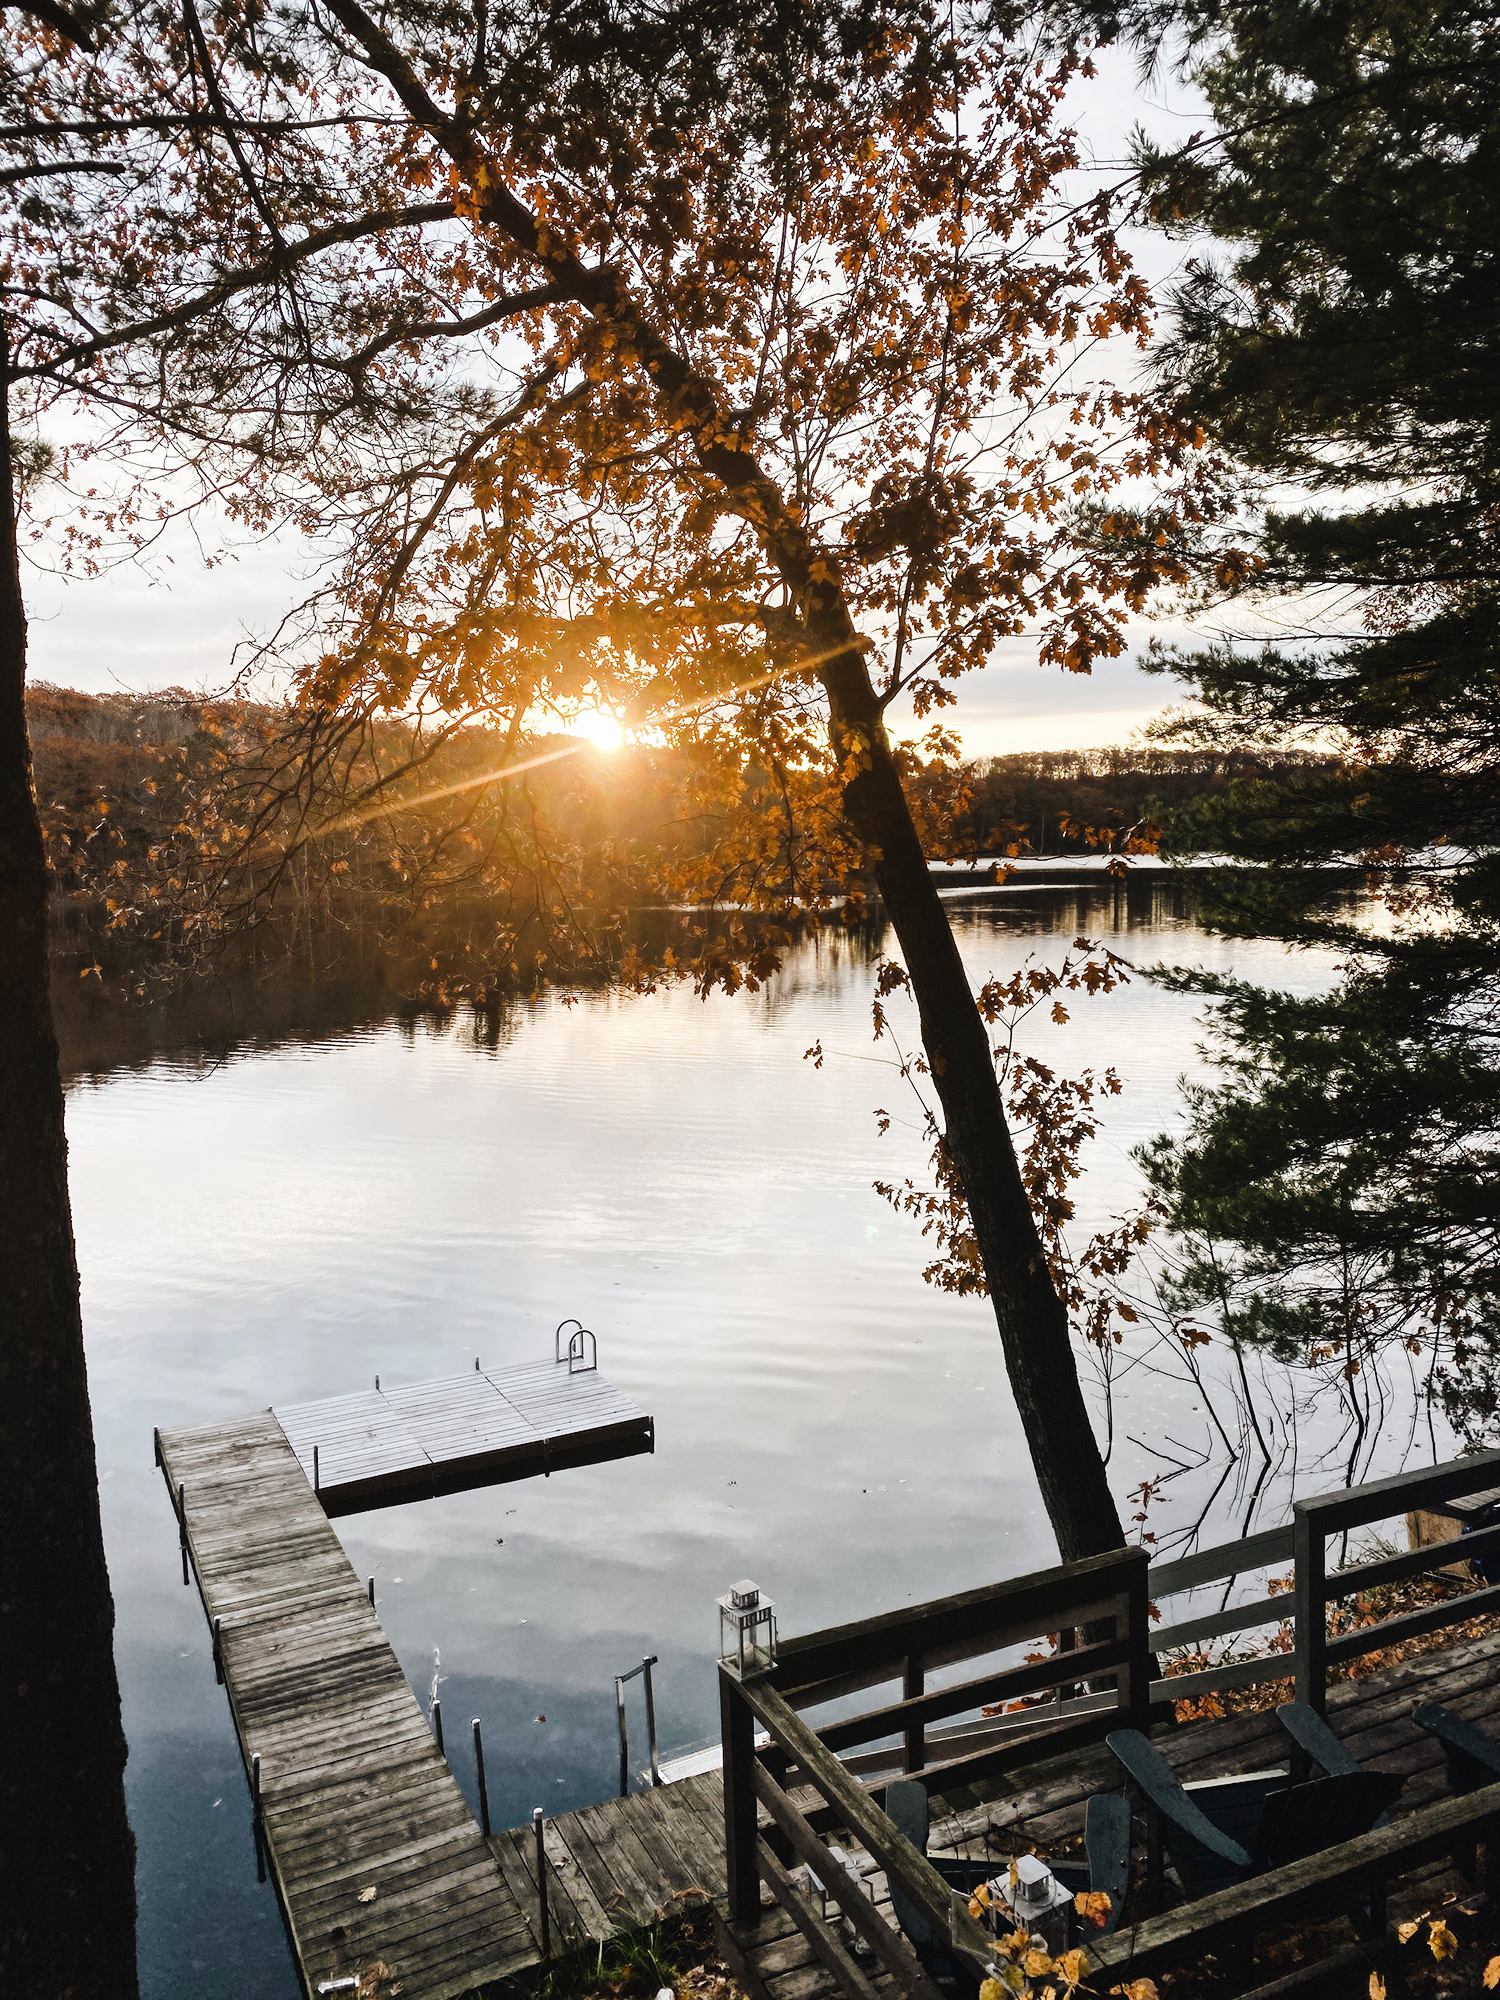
<box><xmin>154</xmin><ymin>1349</ymin><xmax>652</xmax><ymax>1999</ymax></box>
<box><xmin>158</xmin><ymin>1408</ymin><xmax>535</xmax><ymax>1999</ymax></box>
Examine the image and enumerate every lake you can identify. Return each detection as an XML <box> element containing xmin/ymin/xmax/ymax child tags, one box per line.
<box><xmin>63</xmin><ymin>868</ymin><xmax>1396</xmax><ymax>1996</ymax></box>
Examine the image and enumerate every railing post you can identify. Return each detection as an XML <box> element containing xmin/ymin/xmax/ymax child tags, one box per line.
<box><xmin>533</xmin><ymin>1807</ymin><xmax>551</xmax><ymax>1960</ymax></box>
<box><xmin>719</xmin><ymin>1663</ymin><xmax>761</xmax><ymax>1922</ymax></box>
<box><xmin>1294</xmin><ymin>1501</ymin><xmax>1327</xmax><ymax>1730</ymax></box>
<box><xmin>1119</xmin><ymin>1546</ymin><xmax>1152</xmax><ymax>1733</ymax></box>
<box><xmin>902</xmin><ymin>1655</ymin><xmax>924</xmax><ymax>1773</ymax></box>
<box><xmin>615</xmin><ymin>1676</ymin><xmax>628</xmax><ymax>1797</ymax></box>
<box><xmin>642</xmin><ymin>1655</ymin><xmax>661</xmax><ymax>1787</ymax></box>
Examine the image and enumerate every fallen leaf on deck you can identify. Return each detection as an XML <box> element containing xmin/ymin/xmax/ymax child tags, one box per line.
<box><xmin>1484</xmin><ymin>1956</ymin><xmax>1500</xmax><ymax>1989</ymax></box>
<box><xmin>357</xmin><ymin>1886</ymin><xmax>377</xmax><ymax>1904</ymax></box>
<box><xmin>1430</xmin><ymin>1920</ymin><xmax>1459</xmax><ymax>1961</ymax></box>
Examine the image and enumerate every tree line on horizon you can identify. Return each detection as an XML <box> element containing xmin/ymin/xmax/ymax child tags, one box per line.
<box><xmin>28</xmin><ymin>678</ymin><xmax>1343</xmax><ymax>1004</ymax></box>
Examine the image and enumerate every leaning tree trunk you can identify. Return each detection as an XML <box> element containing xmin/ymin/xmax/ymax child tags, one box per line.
<box><xmin>814</xmin><ymin>626</ymin><xmax>1126</xmax><ymax>1562</ymax></box>
<box><xmin>0</xmin><ymin>340</ymin><xmax>140</xmax><ymax>1995</ymax></box>
<box><xmin>257</xmin><ymin>0</ymin><xmax>1127</xmax><ymax>1563</ymax></box>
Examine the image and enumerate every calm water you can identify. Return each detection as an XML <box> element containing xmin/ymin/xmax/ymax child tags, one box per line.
<box><xmin>65</xmin><ymin>872</ymin><xmax>1364</xmax><ymax>1996</ymax></box>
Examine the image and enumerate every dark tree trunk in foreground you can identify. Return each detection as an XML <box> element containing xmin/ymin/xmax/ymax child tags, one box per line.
<box><xmin>0</xmin><ymin>344</ymin><xmax>139</xmax><ymax>1994</ymax></box>
<box><xmin>816</xmin><ymin>633</ymin><xmax>1126</xmax><ymax>1563</ymax></box>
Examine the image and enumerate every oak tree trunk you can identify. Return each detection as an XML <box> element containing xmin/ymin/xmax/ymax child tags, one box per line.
<box><xmin>0</xmin><ymin>346</ymin><xmax>140</xmax><ymax>1994</ymax></box>
<box><xmin>817</xmin><ymin>626</ymin><xmax>1125</xmax><ymax>1563</ymax></box>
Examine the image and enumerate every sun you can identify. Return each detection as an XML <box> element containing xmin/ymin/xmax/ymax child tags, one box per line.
<box><xmin>569</xmin><ymin>706</ymin><xmax>624</xmax><ymax>754</ymax></box>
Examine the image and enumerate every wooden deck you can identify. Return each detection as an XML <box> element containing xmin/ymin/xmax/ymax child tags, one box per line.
<box><xmin>273</xmin><ymin>1357</ymin><xmax>653</xmax><ymax>1515</ymax></box>
<box><xmin>461</xmin><ymin>1628</ymin><xmax>1500</xmax><ymax>2000</ymax></box>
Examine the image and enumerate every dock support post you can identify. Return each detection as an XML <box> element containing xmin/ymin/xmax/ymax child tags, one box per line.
<box><xmin>432</xmin><ymin>1698</ymin><xmax>444</xmax><ymax>1755</ymax></box>
<box><xmin>367</xmin><ymin>1575</ymin><xmax>375</xmax><ymax>1607</ymax></box>
<box><xmin>252</xmin><ymin>1751</ymin><xmax>266</xmax><ymax>1885</ymax></box>
<box><xmin>719</xmin><ymin>1664</ymin><xmax>760</xmax><ymax>1923</ymax></box>
<box><xmin>178</xmin><ymin>1482</ymin><xmax>189</xmax><ymax>1585</ymax></box>
<box><xmin>533</xmin><ymin>1807</ymin><xmax>551</xmax><ymax>1960</ymax></box>
<box><xmin>473</xmin><ymin>1718</ymin><xmax>490</xmax><ymax>1837</ymax></box>
<box><xmin>212</xmin><ymin>1616</ymin><xmax>223</xmax><ymax>1685</ymax></box>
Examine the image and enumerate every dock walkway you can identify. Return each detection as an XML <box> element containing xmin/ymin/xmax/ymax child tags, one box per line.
<box><xmin>155</xmin><ymin>1350</ymin><xmax>652</xmax><ymax>1999</ymax></box>
<box><xmin>158</xmin><ymin>1408</ymin><xmax>535</xmax><ymax>1999</ymax></box>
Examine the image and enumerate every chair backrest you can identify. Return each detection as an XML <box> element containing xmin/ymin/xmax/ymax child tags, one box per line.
<box><xmin>1275</xmin><ymin>1701</ymin><xmax>1363</xmax><ymax>1777</ymax></box>
<box><xmin>883</xmin><ymin>1779</ymin><xmax>934</xmax><ymax>1950</ymax></box>
<box><xmin>1252</xmin><ymin>1771</ymin><xmax>1406</xmax><ymax>1871</ymax></box>
<box><xmin>1105</xmin><ymin>1729</ymin><xmax>1251</xmax><ymax>1867</ymax></box>
<box><xmin>1084</xmin><ymin>1794</ymin><xmax>1131</xmax><ymax>1935</ymax></box>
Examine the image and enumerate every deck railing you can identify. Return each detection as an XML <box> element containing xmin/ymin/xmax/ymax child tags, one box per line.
<box><xmin>717</xmin><ymin>1545</ymin><xmax>1151</xmax><ymax>1949</ymax></box>
<box><xmin>717</xmin><ymin>1448</ymin><xmax>1500</xmax><ymax>1997</ymax></box>
<box><xmin>1294</xmin><ymin>1448</ymin><xmax>1500</xmax><ymax>1712</ymax></box>
<box><xmin>1144</xmin><ymin>1444</ymin><xmax>1500</xmax><ymax>1713</ymax></box>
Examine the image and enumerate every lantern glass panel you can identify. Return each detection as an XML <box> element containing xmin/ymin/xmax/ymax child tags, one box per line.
<box><xmin>741</xmin><ymin>1605</ymin><xmax>775</xmax><ymax>1675</ymax></box>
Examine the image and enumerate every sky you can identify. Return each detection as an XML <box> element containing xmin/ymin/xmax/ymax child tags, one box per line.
<box><xmin>21</xmin><ymin>43</ymin><xmax>1214</xmax><ymax>760</ymax></box>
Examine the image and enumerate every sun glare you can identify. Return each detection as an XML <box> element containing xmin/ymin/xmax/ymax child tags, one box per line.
<box><xmin>570</xmin><ymin>707</ymin><xmax>624</xmax><ymax>754</ymax></box>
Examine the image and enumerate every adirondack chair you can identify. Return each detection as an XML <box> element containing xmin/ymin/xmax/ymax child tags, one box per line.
<box><xmin>1275</xmin><ymin>1701</ymin><xmax>1395</xmax><ymax>1928</ymax></box>
<box><xmin>1105</xmin><ymin>1727</ymin><xmax>1404</xmax><ymax>1949</ymax></box>
<box><xmin>1276</xmin><ymin>1701</ymin><xmax>1366</xmax><ymax>1780</ymax></box>
<box><xmin>881</xmin><ymin>1778</ymin><xmax>1129</xmax><ymax>1994</ymax></box>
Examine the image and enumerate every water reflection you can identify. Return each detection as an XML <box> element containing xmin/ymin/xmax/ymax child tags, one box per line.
<box><xmin>64</xmin><ymin>875</ymin><xmax>1344</xmax><ymax>1998</ymax></box>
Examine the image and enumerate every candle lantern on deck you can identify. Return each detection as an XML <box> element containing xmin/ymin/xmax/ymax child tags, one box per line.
<box><xmin>718</xmin><ymin>1580</ymin><xmax>777</xmax><ymax>1678</ymax></box>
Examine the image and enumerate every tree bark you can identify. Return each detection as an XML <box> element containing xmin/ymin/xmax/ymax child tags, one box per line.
<box><xmin>0</xmin><ymin>341</ymin><xmax>139</xmax><ymax>1994</ymax></box>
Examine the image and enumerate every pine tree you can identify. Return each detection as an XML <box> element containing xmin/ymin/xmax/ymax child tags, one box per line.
<box><xmin>1055</xmin><ymin>0</ymin><xmax>1500</xmax><ymax>1433</ymax></box>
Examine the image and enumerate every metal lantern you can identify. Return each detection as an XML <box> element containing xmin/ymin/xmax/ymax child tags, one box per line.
<box><xmin>717</xmin><ymin>1579</ymin><xmax>777</xmax><ymax>1677</ymax></box>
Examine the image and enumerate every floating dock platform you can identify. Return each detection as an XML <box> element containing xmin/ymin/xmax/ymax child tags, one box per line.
<box><xmin>273</xmin><ymin>1347</ymin><xmax>653</xmax><ymax>1515</ymax></box>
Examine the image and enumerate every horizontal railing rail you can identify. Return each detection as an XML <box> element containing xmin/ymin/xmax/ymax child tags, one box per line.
<box><xmin>723</xmin><ymin>1668</ymin><xmax>998</xmax><ymax>2000</ymax></box>
<box><xmin>1085</xmin><ymin>1779</ymin><xmax>1500</xmax><ymax>1990</ymax></box>
<box><xmin>771</xmin><ymin>1546</ymin><xmax>1145</xmax><ymax>1709</ymax></box>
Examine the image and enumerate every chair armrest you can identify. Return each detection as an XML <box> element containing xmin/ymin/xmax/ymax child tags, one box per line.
<box><xmin>1085</xmin><ymin>1794</ymin><xmax>1131</xmax><ymax>1935</ymax></box>
<box><xmin>1105</xmin><ymin>1729</ymin><xmax>1252</xmax><ymax>1868</ymax></box>
<box><xmin>1413</xmin><ymin>1703</ymin><xmax>1500</xmax><ymax>1790</ymax></box>
<box><xmin>1276</xmin><ymin>1701</ymin><xmax>1364</xmax><ymax>1777</ymax></box>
